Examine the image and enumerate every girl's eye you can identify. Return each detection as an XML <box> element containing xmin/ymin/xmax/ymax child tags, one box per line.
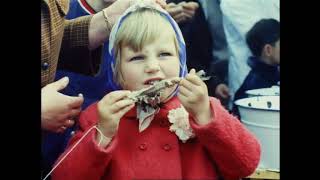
<box><xmin>130</xmin><ymin>55</ymin><xmax>144</xmax><ymax>61</ymax></box>
<box><xmin>159</xmin><ymin>52</ymin><xmax>172</xmax><ymax>57</ymax></box>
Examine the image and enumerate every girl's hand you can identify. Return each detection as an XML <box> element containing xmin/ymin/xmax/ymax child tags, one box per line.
<box><xmin>97</xmin><ymin>90</ymin><xmax>135</xmax><ymax>139</ymax></box>
<box><xmin>178</xmin><ymin>69</ymin><xmax>213</xmax><ymax>125</ymax></box>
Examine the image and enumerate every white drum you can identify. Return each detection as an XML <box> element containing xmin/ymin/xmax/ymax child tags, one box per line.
<box><xmin>234</xmin><ymin>96</ymin><xmax>280</xmax><ymax>170</ymax></box>
<box><xmin>245</xmin><ymin>86</ymin><xmax>280</xmax><ymax>97</ymax></box>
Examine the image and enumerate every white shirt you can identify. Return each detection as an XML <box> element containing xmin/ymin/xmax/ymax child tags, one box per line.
<box><xmin>220</xmin><ymin>0</ymin><xmax>279</xmax><ymax>107</ymax></box>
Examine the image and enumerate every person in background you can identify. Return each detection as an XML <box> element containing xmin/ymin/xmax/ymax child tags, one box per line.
<box><xmin>167</xmin><ymin>0</ymin><xmax>230</xmax><ymax>107</ymax></box>
<box><xmin>220</xmin><ymin>0</ymin><xmax>279</xmax><ymax>109</ymax></box>
<box><xmin>42</xmin><ymin>0</ymin><xmax>119</xmax><ymax>177</ymax></box>
<box><xmin>232</xmin><ymin>19</ymin><xmax>280</xmax><ymax>118</ymax></box>
<box><xmin>41</xmin><ymin>0</ymin><xmax>166</xmax><ymax>178</ymax></box>
<box><xmin>198</xmin><ymin>0</ymin><xmax>230</xmax><ymax>107</ymax></box>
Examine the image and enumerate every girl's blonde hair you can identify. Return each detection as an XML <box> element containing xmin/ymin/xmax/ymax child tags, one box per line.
<box><xmin>113</xmin><ymin>8</ymin><xmax>180</xmax><ymax>87</ymax></box>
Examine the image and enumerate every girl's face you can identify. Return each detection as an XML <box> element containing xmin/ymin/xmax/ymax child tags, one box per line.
<box><xmin>120</xmin><ymin>31</ymin><xmax>180</xmax><ymax>101</ymax></box>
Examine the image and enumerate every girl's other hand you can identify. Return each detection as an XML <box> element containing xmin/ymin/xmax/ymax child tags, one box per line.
<box><xmin>178</xmin><ymin>69</ymin><xmax>213</xmax><ymax>125</ymax></box>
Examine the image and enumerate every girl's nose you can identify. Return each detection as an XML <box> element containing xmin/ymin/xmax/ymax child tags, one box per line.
<box><xmin>145</xmin><ymin>59</ymin><xmax>160</xmax><ymax>73</ymax></box>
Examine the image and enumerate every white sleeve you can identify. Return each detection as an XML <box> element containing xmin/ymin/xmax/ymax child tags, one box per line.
<box><xmin>220</xmin><ymin>0</ymin><xmax>277</xmax><ymax>37</ymax></box>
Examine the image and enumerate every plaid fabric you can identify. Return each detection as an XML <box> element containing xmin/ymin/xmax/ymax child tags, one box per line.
<box><xmin>41</xmin><ymin>0</ymin><xmax>92</xmax><ymax>87</ymax></box>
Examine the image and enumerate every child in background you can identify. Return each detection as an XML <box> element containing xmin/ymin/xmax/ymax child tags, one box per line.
<box><xmin>51</xmin><ymin>3</ymin><xmax>261</xmax><ymax>180</ymax></box>
<box><xmin>233</xmin><ymin>19</ymin><xmax>280</xmax><ymax>117</ymax></box>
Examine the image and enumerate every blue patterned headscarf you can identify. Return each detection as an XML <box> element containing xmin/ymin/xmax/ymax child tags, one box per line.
<box><xmin>103</xmin><ymin>2</ymin><xmax>188</xmax><ymax>91</ymax></box>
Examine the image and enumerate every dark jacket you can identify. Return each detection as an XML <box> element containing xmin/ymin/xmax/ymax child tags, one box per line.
<box><xmin>168</xmin><ymin>0</ymin><xmax>224</xmax><ymax>96</ymax></box>
<box><xmin>232</xmin><ymin>56</ymin><xmax>280</xmax><ymax>117</ymax></box>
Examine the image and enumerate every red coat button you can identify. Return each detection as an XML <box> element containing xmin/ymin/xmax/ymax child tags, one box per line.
<box><xmin>163</xmin><ymin>144</ymin><xmax>171</xmax><ymax>151</ymax></box>
<box><xmin>139</xmin><ymin>143</ymin><xmax>147</xmax><ymax>151</ymax></box>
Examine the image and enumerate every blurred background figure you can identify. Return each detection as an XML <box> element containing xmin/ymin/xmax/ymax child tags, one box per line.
<box><xmin>56</xmin><ymin>0</ymin><xmax>117</xmax><ymax>109</ymax></box>
<box><xmin>197</xmin><ymin>0</ymin><xmax>230</xmax><ymax>107</ymax></box>
<box><xmin>167</xmin><ymin>0</ymin><xmax>230</xmax><ymax>108</ymax></box>
<box><xmin>42</xmin><ymin>0</ymin><xmax>116</xmax><ymax>177</ymax></box>
<box><xmin>232</xmin><ymin>19</ymin><xmax>280</xmax><ymax>118</ymax></box>
<box><xmin>220</xmin><ymin>0</ymin><xmax>279</xmax><ymax>109</ymax></box>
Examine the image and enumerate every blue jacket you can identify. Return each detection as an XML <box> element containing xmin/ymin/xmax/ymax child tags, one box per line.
<box><xmin>66</xmin><ymin>0</ymin><xmax>93</xmax><ymax>19</ymax></box>
<box><xmin>56</xmin><ymin>0</ymin><xmax>113</xmax><ymax>109</ymax></box>
<box><xmin>232</xmin><ymin>56</ymin><xmax>279</xmax><ymax>117</ymax></box>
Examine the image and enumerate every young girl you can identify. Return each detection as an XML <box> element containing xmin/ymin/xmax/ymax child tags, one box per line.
<box><xmin>51</xmin><ymin>2</ymin><xmax>261</xmax><ymax>180</ymax></box>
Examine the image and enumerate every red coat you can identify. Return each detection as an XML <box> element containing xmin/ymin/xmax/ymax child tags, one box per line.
<box><xmin>52</xmin><ymin>97</ymin><xmax>260</xmax><ymax>180</ymax></box>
